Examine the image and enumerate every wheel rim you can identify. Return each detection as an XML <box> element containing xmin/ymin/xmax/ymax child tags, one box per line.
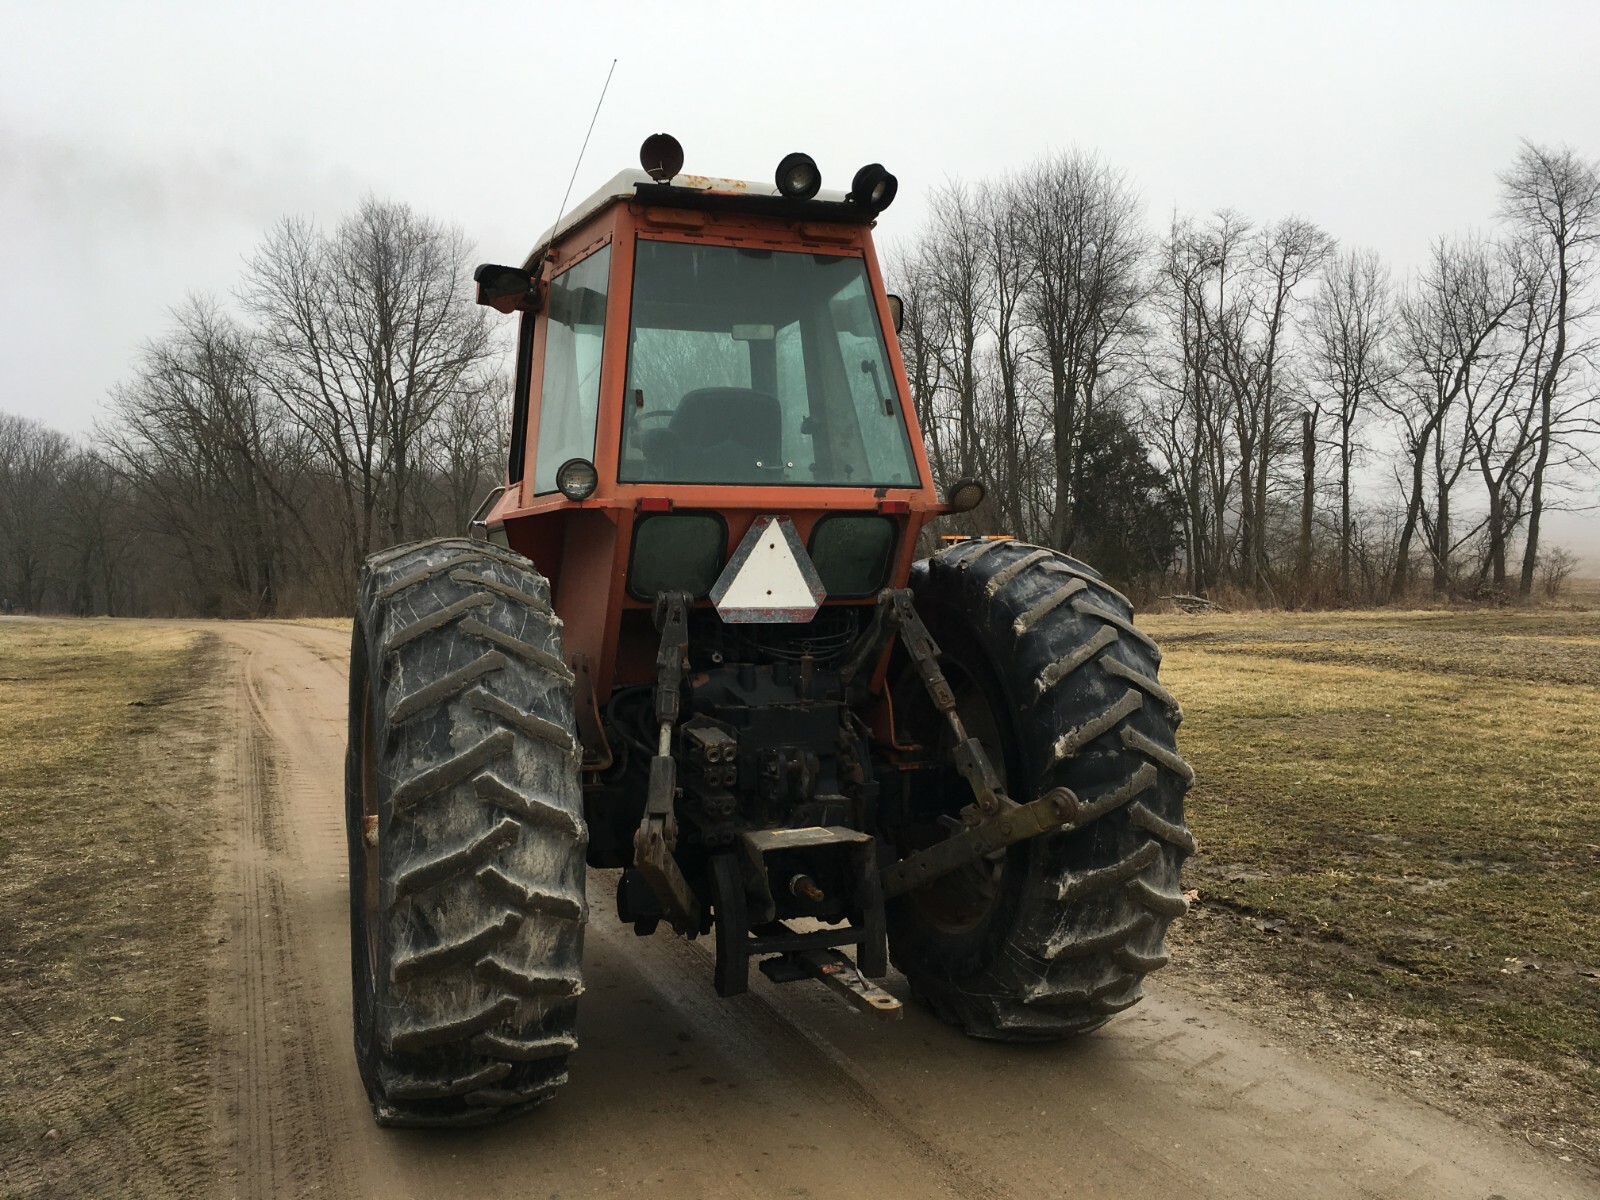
<box><xmin>909</xmin><ymin>666</ymin><xmax>1010</xmax><ymax>936</ymax></box>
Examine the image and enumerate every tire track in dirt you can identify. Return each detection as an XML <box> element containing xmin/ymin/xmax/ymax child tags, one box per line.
<box><xmin>210</xmin><ymin>641</ymin><xmax>345</xmax><ymax>1199</ymax></box>
<box><xmin>0</xmin><ymin>985</ymin><xmax>217</xmax><ymax>1200</ymax></box>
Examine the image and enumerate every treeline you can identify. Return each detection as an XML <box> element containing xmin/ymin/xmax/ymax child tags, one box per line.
<box><xmin>0</xmin><ymin>199</ymin><xmax>507</xmax><ymax>617</ymax></box>
<box><xmin>4</xmin><ymin>147</ymin><xmax>1596</xmax><ymax>618</ymax></box>
<box><xmin>894</xmin><ymin>141</ymin><xmax>1598</xmax><ymax>603</ymax></box>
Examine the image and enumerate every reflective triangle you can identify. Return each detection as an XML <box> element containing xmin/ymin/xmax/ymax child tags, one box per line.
<box><xmin>711</xmin><ymin>516</ymin><xmax>826</xmax><ymax>623</ymax></box>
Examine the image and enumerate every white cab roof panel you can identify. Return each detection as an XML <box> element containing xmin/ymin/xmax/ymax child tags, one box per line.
<box><xmin>524</xmin><ymin>170</ymin><xmax>852</xmax><ymax>267</ymax></box>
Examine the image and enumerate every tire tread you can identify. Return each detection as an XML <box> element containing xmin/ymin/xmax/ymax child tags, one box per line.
<box><xmin>347</xmin><ymin>537</ymin><xmax>585</xmax><ymax>1127</ymax></box>
<box><xmin>892</xmin><ymin>538</ymin><xmax>1192</xmax><ymax>1040</ymax></box>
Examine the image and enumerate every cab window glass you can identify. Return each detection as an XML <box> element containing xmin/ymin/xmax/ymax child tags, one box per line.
<box><xmin>628</xmin><ymin>514</ymin><xmax>727</xmax><ymax>598</ymax></box>
<box><xmin>533</xmin><ymin>245</ymin><xmax>611</xmax><ymax>493</ymax></box>
<box><xmin>619</xmin><ymin>241</ymin><xmax>919</xmax><ymax>487</ymax></box>
<box><xmin>810</xmin><ymin>515</ymin><xmax>896</xmax><ymax>597</ymax></box>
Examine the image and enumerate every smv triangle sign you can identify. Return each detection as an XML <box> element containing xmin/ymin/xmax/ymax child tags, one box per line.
<box><xmin>711</xmin><ymin>516</ymin><xmax>826</xmax><ymax>623</ymax></box>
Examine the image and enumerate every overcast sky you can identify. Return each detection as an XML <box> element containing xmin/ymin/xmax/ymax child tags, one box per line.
<box><xmin>4</xmin><ymin>0</ymin><xmax>1598</xmax><ymax>551</ymax></box>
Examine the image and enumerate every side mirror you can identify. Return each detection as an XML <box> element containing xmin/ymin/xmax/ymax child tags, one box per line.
<box><xmin>474</xmin><ymin>264</ymin><xmax>539</xmax><ymax>314</ymax></box>
<box><xmin>885</xmin><ymin>294</ymin><xmax>904</xmax><ymax>335</ymax></box>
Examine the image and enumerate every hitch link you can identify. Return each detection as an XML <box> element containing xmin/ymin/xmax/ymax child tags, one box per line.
<box><xmin>886</xmin><ymin>590</ymin><xmax>1008</xmax><ymax>815</ymax></box>
<box><xmin>633</xmin><ymin>591</ymin><xmax>701</xmax><ymax>934</ymax></box>
<box><xmin>878</xmin><ymin>589</ymin><xmax>1078</xmax><ymax>899</ymax></box>
<box><xmin>882</xmin><ymin>788</ymin><xmax>1078</xmax><ymax>898</ymax></box>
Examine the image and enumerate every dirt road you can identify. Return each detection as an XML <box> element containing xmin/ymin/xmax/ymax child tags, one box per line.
<box><xmin>207</xmin><ymin>621</ymin><xmax>1595</xmax><ymax>1200</ymax></box>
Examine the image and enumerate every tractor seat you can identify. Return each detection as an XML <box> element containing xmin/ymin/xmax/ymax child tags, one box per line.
<box><xmin>657</xmin><ymin>387</ymin><xmax>783</xmax><ymax>482</ymax></box>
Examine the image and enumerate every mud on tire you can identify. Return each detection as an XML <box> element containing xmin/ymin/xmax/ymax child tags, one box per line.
<box><xmin>890</xmin><ymin>539</ymin><xmax>1193</xmax><ymax>1040</ymax></box>
<box><xmin>345</xmin><ymin>537</ymin><xmax>586</xmax><ymax>1126</ymax></box>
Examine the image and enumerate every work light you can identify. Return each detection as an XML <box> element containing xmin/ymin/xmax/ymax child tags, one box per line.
<box><xmin>849</xmin><ymin>164</ymin><xmax>898</xmax><ymax>214</ymax></box>
<box><xmin>947</xmin><ymin>478</ymin><xmax>985</xmax><ymax>513</ymax></box>
<box><xmin>775</xmin><ymin>152</ymin><xmax>822</xmax><ymax>201</ymax></box>
<box><xmin>556</xmin><ymin>458</ymin><xmax>599</xmax><ymax>501</ymax></box>
<box><xmin>640</xmin><ymin>133</ymin><xmax>684</xmax><ymax>183</ymax></box>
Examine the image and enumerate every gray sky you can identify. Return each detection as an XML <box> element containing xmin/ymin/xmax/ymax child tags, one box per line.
<box><xmin>4</xmin><ymin>0</ymin><xmax>1599</xmax><ymax>552</ymax></box>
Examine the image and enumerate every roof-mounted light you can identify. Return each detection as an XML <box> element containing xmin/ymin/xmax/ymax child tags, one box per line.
<box><xmin>849</xmin><ymin>163</ymin><xmax>898</xmax><ymax>215</ymax></box>
<box><xmin>640</xmin><ymin>132</ymin><xmax>684</xmax><ymax>183</ymax></box>
<box><xmin>775</xmin><ymin>152</ymin><xmax>822</xmax><ymax>201</ymax></box>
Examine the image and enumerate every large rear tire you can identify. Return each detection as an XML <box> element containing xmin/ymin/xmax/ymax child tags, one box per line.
<box><xmin>889</xmin><ymin>539</ymin><xmax>1193</xmax><ymax>1040</ymax></box>
<box><xmin>345</xmin><ymin>537</ymin><xmax>586</xmax><ymax>1126</ymax></box>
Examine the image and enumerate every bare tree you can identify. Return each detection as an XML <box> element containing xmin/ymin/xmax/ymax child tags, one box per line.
<box><xmin>102</xmin><ymin>298</ymin><xmax>308</xmax><ymax>615</ymax></box>
<box><xmin>245</xmin><ymin>197</ymin><xmax>497</xmax><ymax>575</ymax></box>
<box><xmin>1457</xmin><ymin>236</ymin><xmax>1548</xmax><ymax>591</ymax></box>
<box><xmin>1499</xmin><ymin>142</ymin><xmax>1600</xmax><ymax>596</ymax></box>
<box><xmin>1307</xmin><ymin>248</ymin><xmax>1393</xmax><ymax>597</ymax></box>
<box><xmin>1535</xmin><ymin>544</ymin><xmax>1580</xmax><ymax>597</ymax></box>
<box><xmin>1016</xmin><ymin>151</ymin><xmax>1149</xmax><ymax>552</ymax></box>
<box><xmin>978</xmin><ymin>176</ymin><xmax>1036</xmax><ymax>533</ymax></box>
<box><xmin>925</xmin><ymin>183</ymin><xmax>992</xmax><ymax>482</ymax></box>
<box><xmin>423</xmin><ymin>382</ymin><xmax>511</xmax><ymax>535</ymax></box>
<box><xmin>1387</xmin><ymin>237</ymin><xmax>1519</xmax><ymax>598</ymax></box>
<box><xmin>0</xmin><ymin>413</ymin><xmax>72</xmax><ymax>611</ymax></box>
<box><xmin>58</xmin><ymin>448</ymin><xmax>136</xmax><ymax>616</ymax></box>
<box><xmin>1223</xmin><ymin>218</ymin><xmax>1335</xmax><ymax>587</ymax></box>
<box><xmin>889</xmin><ymin>247</ymin><xmax>949</xmax><ymax>487</ymax></box>
<box><xmin>1145</xmin><ymin>215</ymin><xmax>1239</xmax><ymax>593</ymax></box>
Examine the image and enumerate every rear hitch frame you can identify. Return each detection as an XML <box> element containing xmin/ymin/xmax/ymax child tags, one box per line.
<box><xmin>710</xmin><ymin>826</ymin><xmax>888</xmax><ymax>998</ymax></box>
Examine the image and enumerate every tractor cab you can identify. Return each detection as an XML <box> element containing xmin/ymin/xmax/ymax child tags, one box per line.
<box><xmin>470</xmin><ymin>139</ymin><xmax>963</xmax><ymax>712</ymax></box>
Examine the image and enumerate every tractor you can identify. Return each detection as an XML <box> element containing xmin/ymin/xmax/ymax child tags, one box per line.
<box><xmin>344</xmin><ymin>135</ymin><xmax>1192</xmax><ymax>1126</ymax></box>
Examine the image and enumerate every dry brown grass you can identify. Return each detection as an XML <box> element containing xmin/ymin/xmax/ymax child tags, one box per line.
<box><xmin>0</xmin><ymin>619</ymin><xmax>221</xmax><ymax>1198</ymax></box>
<box><xmin>1563</xmin><ymin>575</ymin><xmax>1600</xmax><ymax>607</ymax></box>
<box><xmin>1145</xmin><ymin>608</ymin><xmax>1600</xmax><ymax>1162</ymax></box>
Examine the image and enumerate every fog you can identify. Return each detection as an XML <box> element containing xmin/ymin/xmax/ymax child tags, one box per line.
<box><xmin>4</xmin><ymin>0</ymin><xmax>1598</xmax><ymax>559</ymax></box>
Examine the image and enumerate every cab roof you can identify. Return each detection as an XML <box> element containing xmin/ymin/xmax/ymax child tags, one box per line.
<box><xmin>524</xmin><ymin>170</ymin><xmax>859</xmax><ymax>269</ymax></box>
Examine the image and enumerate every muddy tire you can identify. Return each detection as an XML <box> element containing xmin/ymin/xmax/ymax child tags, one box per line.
<box><xmin>345</xmin><ymin>537</ymin><xmax>586</xmax><ymax>1126</ymax></box>
<box><xmin>889</xmin><ymin>539</ymin><xmax>1193</xmax><ymax>1040</ymax></box>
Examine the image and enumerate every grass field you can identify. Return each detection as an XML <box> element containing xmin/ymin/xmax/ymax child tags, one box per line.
<box><xmin>0</xmin><ymin>621</ymin><xmax>220</xmax><ymax>1198</ymax></box>
<box><xmin>1144</xmin><ymin>608</ymin><xmax>1600</xmax><ymax>1159</ymax></box>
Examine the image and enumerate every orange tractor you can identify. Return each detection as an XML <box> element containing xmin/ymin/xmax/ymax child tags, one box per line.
<box><xmin>345</xmin><ymin>136</ymin><xmax>1191</xmax><ymax>1126</ymax></box>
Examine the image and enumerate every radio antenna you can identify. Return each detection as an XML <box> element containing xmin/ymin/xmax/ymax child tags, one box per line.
<box><xmin>550</xmin><ymin>58</ymin><xmax>618</xmax><ymax>249</ymax></box>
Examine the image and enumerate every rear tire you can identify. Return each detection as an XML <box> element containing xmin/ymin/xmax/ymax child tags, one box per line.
<box><xmin>889</xmin><ymin>539</ymin><xmax>1193</xmax><ymax>1040</ymax></box>
<box><xmin>345</xmin><ymin>537</ymin><xmax>586</xmax><ymax>1126</ymax></box>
